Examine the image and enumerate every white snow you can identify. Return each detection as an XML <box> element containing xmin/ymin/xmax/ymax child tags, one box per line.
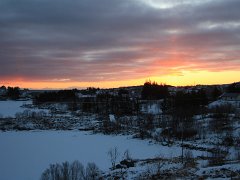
<box><xmin>109</xmin><ymin>114</ymin><xmax>116</xmax><ymax>122</ymax></box>
<box><xmin>208</xmin><ymin>99</ymin><xmax>240</xmax><ymax>108</ymax></box>
<box><xmin>196</xmin><ymin>162</ymin><xmax>240</xmax><ymax>177</ymax></box>
<box><xmin>0</xmin><ymin>100</ymin><xmax>49</xmax><ymax>118</ymax></box>
<box><xmin>141</xmin><ymin>103</ymin><xmax>162</xmax><ymax>114</ymax></box>
<box><xmin>0</xmin><ymin>130</ymin><xmax>183</xmax><ymax>180</ymax></box>
<box><xmin>148</xmin><ymin>103</ymin><xmax>162</xmax><ymax>114</ymax></box>
<box><xmin>0</xmin><ymin>100</ymin><xmax>31</xmax><ymax>117</ymax></box>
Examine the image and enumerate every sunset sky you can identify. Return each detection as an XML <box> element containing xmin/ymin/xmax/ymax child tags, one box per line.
<box><xmin>0</xmin><ymin>0</ymin><xmax>240</xmax><ymax>89</ymax></box>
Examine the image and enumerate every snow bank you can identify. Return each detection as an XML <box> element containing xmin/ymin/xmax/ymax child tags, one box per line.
<box><xmin>109</xmin><ymin>114</ymin><xmax>116</xmax><ymax>122</ymax></box>
<box><xmin>0</xmin><ymin>131</ymin><xmax>182</xmax><ymax>180</ymax></box>
<box><xmin>208</xmin><ymin>99</ymin><xmax>239</xmax><ymax>108</ymax></box>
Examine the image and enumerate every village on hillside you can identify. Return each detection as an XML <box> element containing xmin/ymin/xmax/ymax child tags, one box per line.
<box><xmin>1</xmin><ymin>82</ymin><xmax>240</xmax><ymax>179</ymax></box>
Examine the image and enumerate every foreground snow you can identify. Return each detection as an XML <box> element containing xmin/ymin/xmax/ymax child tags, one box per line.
<box><xmin>0</xmin><ymin>100</ymin><xmax>31</xmax><ymax>117</ymax></box>
<box><xmin>0</xmin><ymin>130</ymin><xmax>183</xmax><ymax>180</ymax></box>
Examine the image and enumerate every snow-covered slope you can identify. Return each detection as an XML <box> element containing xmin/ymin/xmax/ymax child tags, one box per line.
<box><xmin>0</xmin><ymin>130</ymin><xmax>184</xmax><ymax>180</ymax></box>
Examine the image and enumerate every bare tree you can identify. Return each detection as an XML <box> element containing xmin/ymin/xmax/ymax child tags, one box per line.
<box><xmin>70</xmin><ymin>160</ymin><xmax>85</xmax><ymax>180</ymax></box>
<box><xmin>40</xmin><ymin>163</ymin><xmax>62</xmax><ymax>180</ymax></box>
<box><xmin>108</xmin><ymin>147</ymin><xmax>119</xmax><ymax>169</ymax></box>
<box><xmin>85</xmin><ymin>162</ymin><xmax>101</xmax><ymax>180</ymax></box>
<box><xmin>62</xmin><ymin>161</ymin><xmax>70</xmax><ymax>180</ymax></box>
<box><xmin>123</xmin><ymin>149</ymin><xmax>131</xmax><ymax>160</ymax></box>
<box><xmin>40</xmin><ymin>160</ymin><xmax>101</xmax><ymax>180</ymax></box>
<box><xmin>41</xmin><ymin>169</ymin><xmax>50</xmax><ymax>180</ymax></box>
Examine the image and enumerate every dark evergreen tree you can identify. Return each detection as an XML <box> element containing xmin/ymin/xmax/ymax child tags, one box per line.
<box><xmin>141</xmin><ymin>81</ymin><xmax>169</xmax><ymax>100</ymax></box>
<box><xmin>7</xmin><ymin>86</ymin><xmax>20</xmax><ymax>99</ymax></box>
<box><xmin>212</xmin><ymin>86</ymin><xmax>222</xmax><ymax>100</ymax></box>
<box><xmin>34</xmin><ymin>90</ymin><xmax>77</xmax><ymax>104</ymax></box>
<box><xmin>227</xmin><ymin>82</ymin><xmax>240</xmax><ymax>93</ymax></box>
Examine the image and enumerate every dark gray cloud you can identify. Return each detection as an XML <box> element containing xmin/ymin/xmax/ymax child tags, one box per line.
<box><xmin>0</xmin><ymin>0</ymin><xmax>240</xmax><ymax>82</ymax></box>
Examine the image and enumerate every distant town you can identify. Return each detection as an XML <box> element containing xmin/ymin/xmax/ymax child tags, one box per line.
<box><xmin>1</xmin><ymin>81</ymin><xmax>240</xmax><ymax>179</ymax></box>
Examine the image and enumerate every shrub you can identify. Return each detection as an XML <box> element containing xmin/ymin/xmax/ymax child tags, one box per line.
<box><xmin>40</xmin><ymin>160</ymin><xmax>101</xmax><ymax>180</ymax></box>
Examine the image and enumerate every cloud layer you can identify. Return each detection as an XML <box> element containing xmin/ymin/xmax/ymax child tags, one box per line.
<box><xmin>0</xmin><ymin>0</ymin><xmax>240</xmax><ymax>83</ymax></box>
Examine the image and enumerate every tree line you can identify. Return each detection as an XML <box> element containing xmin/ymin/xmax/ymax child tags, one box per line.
<box><xmin>0</xmin><ymin>86</ymin><xmax>20</xmax><ymax>99</ymax></box>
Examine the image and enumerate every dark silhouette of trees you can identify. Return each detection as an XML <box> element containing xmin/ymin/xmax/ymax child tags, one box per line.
<box><xmin>92</xmin><ymin>93</ymin><xmax>138</xmax><ymax>115</ymax></box>
<box><xmin>0</xmin><ymin>85</ymin><xmax>6</xmax><ymax>91</ymax></box>
<box><xmin>118</xmin><ymin>88</ymin><xmax>128</xmax><ymax>96</ymax></box>
<box><xmin>209</xmin><ymin>104</ymin><xmax>234</xmax><ymax>133</ymax></box>
<box><xmin>211</xmin><ymin>86</ymin><xmax>222</xmax><ymax>100</ymax></box>
<box><xmin>227</xmin><ymin>82</ymin><xmax>240</xmax><ymax>93</ymax></box>
<box><xmin>167</xmin><ymin>89</ymin><xmax>208</xmax><ymax>115</ymax></box>
<box><xmin>40</xmin><ymin>160</ymin><xmax>101</xmax><ymax>180</ymax></box>
<box><xmin>80</xmin><ymin>87</ymin><xmax>99</xmax><ymax>95</ymax></box>
<box><xmin>34</xmin><ymin>90</ymin><xmax>78</xmax><ymax>104</ymax></box>
<box><xmin>141</xmin><ymin>81</ymin><xmax>169</xmax><ymax>100</ymax></box>
<box><xmin>162</xmin><ymin>89</ymin><xmax>208</xmax><ymax>139</ymax></box>
<box><xmin>7</xmin><ymin>86</ymin><xmax>20</xmax><ymax>99</ymax></box>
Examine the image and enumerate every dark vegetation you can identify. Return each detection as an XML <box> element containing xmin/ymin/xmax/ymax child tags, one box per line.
<box><xmin>1</xmin><ymin>82</ymin><xmax>240</xmax><ymax>179</ymax></box>
<box><xmin>141</xmin><ymin>81</ymin><xmax>169</xmax><ymax>100</ymax></box>
<box><xmin>41</xmin><ymin>161</ymin><xmax>101</xmax><ymax>180</ymax></box>
<box><xmin>211</xmin><ymin>86</ymin><xmax>222</xmax><ymax>100</ymax></box>
<box><xmin>7</xmin><ymin>86</ymin><xmax>20</xmax><ymax>99</ymax></box>
<box><xmin>162</xmin><ymin>89</ymin><xmax>208</xmax><ymax>139</ymax></box>
<box><xmin>2</xmin><ymin>82</ymin><xmax>238</xmax><ymax>144</ymax></box>
<box><xmin>7</xmin><ymin>81</ymin><xmax>237</xmax><ymax>142</ymax></box>
<box><xmin>0</xmin><ymin>86</ymin><xmax>20</xmax><ymax>99</ymax></box>
<box><xmin>34</xmin><ymin>90</ymin><xmax>78</xmax><ymax>104</ymax></box>
<box><xmin>227</xmin><ymin>82</ymin><xmax>240</xmax><ymax>93</ymax></box>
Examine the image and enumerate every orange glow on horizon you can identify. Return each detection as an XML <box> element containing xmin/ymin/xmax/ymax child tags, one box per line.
<box><xmin>1</xmin><ymin>70</ymin><xmax>239</xmax><ymax>89</ymax></box>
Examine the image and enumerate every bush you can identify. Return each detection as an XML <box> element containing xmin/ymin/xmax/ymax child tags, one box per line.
<box><xmin>174</xmin><ymin>128</ymin><xmax>198</xmax><ymax>140</ymax></box>
<box><xmin>222</xmin><ymin>133</ymin><xmax>234</xmax><ymax>146</ymax></box>
<box><xmin>209</xmin><ymin>104</ymin><xmax>235</xmax><ymax>114</ymax></box>
<box><xmin>208</xmin><ymin>146</ymin><xmax>226</xmax><ymax>166</ymax></box>
<box><xmin>141</xmin><ymin>81</ymin><xmax>169</xmax><ymax>100</ymax></box>
<box><xmin>40</xmin><ymin>160</ymin><xmax>101</xmax><ymax>180</ymax></box>
<box><xmin>85</xmin><ymin>163</ymin><xmax>101</xmax><ymax>180</ymax></box>
<box><xmin>184</xmin><ymin>150</ymin><xmax>196</xmax><ymax>168</ymax></box>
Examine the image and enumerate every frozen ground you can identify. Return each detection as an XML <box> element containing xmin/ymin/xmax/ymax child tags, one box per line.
<box><xmin>0</xmin><ymin>130</ymin><xmax>184</xmax><ymax>180</ymax></box>
<box><xmin>0</xmin><ymin>100</ymin><xmax>31</xmax><ymax>117</ymax></box>
<box><xmin>208</xmin><ymin>99</ymin><xmax>240</xmax><ymax>109</ymax></box>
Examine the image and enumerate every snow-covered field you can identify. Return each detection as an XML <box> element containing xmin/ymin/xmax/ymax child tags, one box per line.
<box><xmin>2</xmin><ymin>99</ymin><xmax>238</xmax><ymax>179</ymax></box>
<box><xmin>0</xmin><ymin>100</ymin><xmax>31</xmax><ymax>117</ymax></box>
<box><xmin>0</xmin><ymin>130</ymin><xmax>183</xmax><ymax>180</ymax></box>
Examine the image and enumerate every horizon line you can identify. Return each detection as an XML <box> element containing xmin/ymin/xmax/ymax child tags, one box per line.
<box><xmin>1</xmin><ymin>81</ymin><xmax>239</xmax><ymax>91</ymax></box>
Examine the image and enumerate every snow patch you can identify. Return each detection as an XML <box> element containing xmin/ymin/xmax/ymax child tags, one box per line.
<box><xmin>0</xmin><ymin>100</ymin><xmax>31</xmax><ymax>117</ymax></box>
